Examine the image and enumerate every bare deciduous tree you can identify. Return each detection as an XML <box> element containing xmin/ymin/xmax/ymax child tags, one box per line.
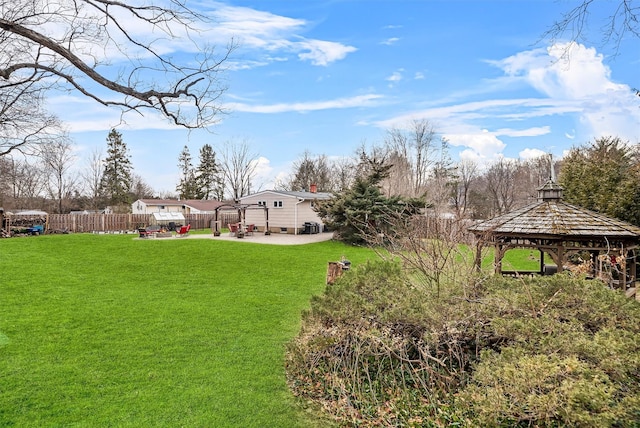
<box><xmin>130</xmin><ymin>174</ymin><xmax>155</xmax><ymax>201</ymax></box>
<box><xmin>40</xmin><ymin>137</ymin><xmax>78</xmax><ymax>214</ymax></box>
<box><xmin>80</xmin><ymin>148</ymin><xmax>104</xmax><ymax>210</ymax></box>
<box><xmin>364</xmin><ymin>204</ymin><xmax>477</xmax><ymax>298</ymax></box>
<box><xmin>0</xmin><ymin>0</ymin><xmax>234</xmax><ymax>129</ymax></box>
<box><xmin>384</xmin><ymin>119</ymin><xmax>438</xmax><ymax>197</ymax></box>
<box><xmin>0</xmin><ymin>157</ymin><xmax>10</xmax><ymax>206</ymax></box>
<box><xmin>219</xmin><ymin>140</ymin><xmax>259</xmax><ymax>201</ymax></box>
<box><xmin>329</xmin><ymin>157</ymin><xmax>356</xmax><ymax>192</ymax></box>
<box><xmin>484</xmin><ymin>158</ymin><xmax>520</xmax><ymax>216</ymax></box>
<box><xmin>283</xmin><ymin>150</ymin><xmax>332</xmax><ymax>192</ymax></box>
<box><xmin>5</xmin><ymin>156</ymin><xmax>46</xmax><ymax>208</ymax></box>
<box><xmin>451</xmin><ymin>159</ymin><xmax>479</xmax><ymax>219</ymax></box>
<box><xmin>0</xmin><ymin>83</ymin><xmax>64</xmax><ymax>156</ymax></box>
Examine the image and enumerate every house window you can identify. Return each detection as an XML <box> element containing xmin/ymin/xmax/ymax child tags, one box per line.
<box><xmin>257</xmin><ymin>200</ymin><xmax>267</xmax><ymax>207</ymax></box>
<box><xmin>273</xmin><ymin>200</ymin><xmax>283</xmax><ymax>208</ymax></box>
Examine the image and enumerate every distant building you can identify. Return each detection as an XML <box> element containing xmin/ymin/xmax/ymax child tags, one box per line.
<box><xmin>132</xmin><ymin>199</ymin><xmax>224</xmax><ymax>215</ymax></box>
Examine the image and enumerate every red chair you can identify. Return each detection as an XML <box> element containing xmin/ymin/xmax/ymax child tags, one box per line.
<box><xmin>228</xmin><ymin>223</ymin><xmax>238</xmax><ymax>236</ymax></box>
<box><xmin>245</xmin><ymin>224</ymin><xmax>255</xmax><ymax>236</ymax></box>
<box><xmin>176</xmin><ymin>224</ymin><xmax>191</xmax><ymax>237</ymax></box>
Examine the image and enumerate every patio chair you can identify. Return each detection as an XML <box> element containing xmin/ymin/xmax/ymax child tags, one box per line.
<box><xmin>245</xmin><ymin>224</ymin><xmax>255</xmax><ymax>236</ymax></box>
<box><xmin>176</xmin><ymin>224</ymin><xmax>191</xmax><ymax>237</ymax></box>
<box><xmin>228</xmin><ymin>223</ymin><xmax>238</xmax><ymax>236</ymax></box>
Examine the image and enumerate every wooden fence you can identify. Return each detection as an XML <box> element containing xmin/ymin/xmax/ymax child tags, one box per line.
<box><xmin>6</xmin><ymin>212</ymin><xmax>240</xmax><ymax>234</ymax></box>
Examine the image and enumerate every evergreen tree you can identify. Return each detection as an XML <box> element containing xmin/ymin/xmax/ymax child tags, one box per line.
<box><xmin>195</xmin><ymin>144</ymin><xmax>222</xmax><ymax>200</ymax></box>
<box><xmin>559</xmin><ymin>136</ymin><xmax>640</xmax><ymax>226</ymax></box>
<box><xmin>100</xmin><ymin>129</ymin><xmax>132</xmax><ymax>208</ymax></box>
<box><xmin>314</xmin><ymin>155</ymin><xmax>422</xmax><ymax>245</ymax></box>
<box><xmin>176</xmin><ymin>145</ymin><xmax>198</xmax><ymax>199</ymax></box>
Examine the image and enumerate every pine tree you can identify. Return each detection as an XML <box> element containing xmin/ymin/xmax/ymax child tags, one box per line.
<box><xmin>559</xmin><ymin>136</ymin><xmax>640</xmax><ymax>226</ymax></box>
<box><xmin>195</xmin><ymin>144</ymin><xmax>221</xmax><ymax>200</ymax></box>
<box><xmin>176</xmin><ymin>145</ymin><xmax>198</xmax><ymax>199</ymax></box>
<box><xmin>314</xmin><ymin>155</ymin><xmax>423</xmax><ymax>245</ymax></box>
<box><xmin>99</xmin><ymin>129</ymin><xmax>132</xmax><ymax>209</ymax></box>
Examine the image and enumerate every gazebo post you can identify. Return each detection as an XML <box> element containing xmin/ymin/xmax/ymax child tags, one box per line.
<box><xmin>474</xmin><ymin>240</ymin><xmax>483</xmax><ymax>271</ymax></box>
<box><xmin>213</xmin><ymin>207</ymin><xmax>221</xmax><ymax>236</ymax></box>
<box><xmin>539</xmin><ymin>249</ymin><xmax>545</xmax><ymax>275</ymax></box>
<box><xmin>630</xmin><ymin>249</ymin><xmax>637</xmax><ymax>285</ymax></box>
<box><xmin>556</xmin><ymin>243</ymin><xmax>564</xmax><ymax>273</ymax></box>
<box><xmin>264</xmin><ymin>207</ymin><xmax>270</xmax><ymax>235</ymax></box>
<box><xmin>494</xmin><ymin>243</ymin><xmax>503</xmax><ymax>275</ymax></box>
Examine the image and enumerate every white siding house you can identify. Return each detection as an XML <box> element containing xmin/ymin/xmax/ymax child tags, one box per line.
<box><xmin>239</xmin><ymin>190</ymin><xmax>331</xmax><ymax>234</ymax></box>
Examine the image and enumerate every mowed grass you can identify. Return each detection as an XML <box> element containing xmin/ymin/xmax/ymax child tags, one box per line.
<box><xmin>0</xmin><ymin>233</ymin><xmax>373</xmax><ymax>427</ymax></box>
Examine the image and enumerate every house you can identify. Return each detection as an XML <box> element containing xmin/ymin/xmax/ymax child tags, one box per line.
<box><xmin>131</xmin><ymin>199</ymin><xmax>224</xmax><ymax>215</ymax></box>
<box><xmin>239</xmin><ymin>188</ymin><xmax>331</xmax><ymax>234</ymax></box>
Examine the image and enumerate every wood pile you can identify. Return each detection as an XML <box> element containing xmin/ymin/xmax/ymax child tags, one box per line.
<box><xmin>4</xmin><ymin>214</ymin><xmax>47</xmax><ymax>236</ymax></box>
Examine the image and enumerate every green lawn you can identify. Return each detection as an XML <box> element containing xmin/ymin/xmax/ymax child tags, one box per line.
<box><xmin>0</xmin><ymin>233</ymin><xmax>373</xmax><ymax>427</ymax></box>
<box><xmin>492</xmin><ymin>247</ymin><xmax>553</xmax><ymax>272</ymax></box>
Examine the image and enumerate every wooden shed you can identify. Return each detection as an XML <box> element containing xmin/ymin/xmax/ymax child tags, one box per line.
<box><xmin>468</xmin><ymin>179</ymin><xmax>640</xmax><ymax>298</ymax></box>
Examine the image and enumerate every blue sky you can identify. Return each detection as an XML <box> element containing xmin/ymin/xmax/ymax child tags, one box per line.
<box><xmin>48</xmin><ymin>0</ymin><xmax>640</xmax><ymax>194</ymax></box>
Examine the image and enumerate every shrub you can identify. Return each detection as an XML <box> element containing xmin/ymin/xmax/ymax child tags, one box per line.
<box><xmin>286</xmin><ymin>261</ymin><xmax>640</xmax><ymax>426</ymax></box>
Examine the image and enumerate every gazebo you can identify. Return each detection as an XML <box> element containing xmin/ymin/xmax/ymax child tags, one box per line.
<box><xmin>468</xmin><ymin>179</ymin><xmax>640</xmax><ymax>298</ymax></box>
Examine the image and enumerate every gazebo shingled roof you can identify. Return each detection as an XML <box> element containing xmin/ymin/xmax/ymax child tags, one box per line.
<box><xmin>469</xmin><ymin>189</ymin><xmax>640</xmax><ymax>239</ymax></box>
<box><xmin>468</xmin><ymin>180</ymin><xmax>640</xmax><ymax>293</ymax></box>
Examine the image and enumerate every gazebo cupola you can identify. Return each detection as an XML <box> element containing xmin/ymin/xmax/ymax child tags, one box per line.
<box><xmin>537</xmin><ymin>179</ymin><xmax>563</xmax><ymax>202</ymax></box>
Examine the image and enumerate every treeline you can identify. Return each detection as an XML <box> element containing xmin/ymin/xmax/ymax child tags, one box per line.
<box><xmin>2</xmin><ymin>117</ymin><xmax>638</xmax><ymax>229</ymax></box>
<box><xmin>281</xmin><ymin>131</ymin><xmax>640</xmax><ymax>226</ymax></box>
<box><xmin>0</xmin><ymin>129</ymin><xmax>261</xmax><ymax>214</ymax></box>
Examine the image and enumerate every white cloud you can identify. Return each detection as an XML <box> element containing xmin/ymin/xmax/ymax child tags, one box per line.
<box><xmin>252</xmin><ymin>156</ymin><xmax>274</xmax><ymax>186</ymax></box>
<box><xmin>208</xmin><ymin>3</ymin><xmax>356</xmax><ymax>66</ymax></box>
<box><xmin>519</xmin><ymin>148</ymin><xmax>548</xmax><ymax>159</ymax></box>
<box><xmin>490</xmin><ymin>42</ymin><xmax>640</xmax><ymax>141</ymax></box>
<box><xmin>381</xmin><ymin>37</ymin><xmax>400</xmax><ymax>46</ymax></box>
<box><xmin>210</xmin><ymin>3</ymin><xmax>307</xmax><ymax>41</ymax></box>
<box><xmin>377</xmin><ymin>42</ymin><xmax>640</xmax><ymax>164</ymax></box>
<box><xmin>493</xmin><ymin>42</ymin><xmax>626</xmax><ymax>98</ymax></box>
<box><xmin>296</xmin><ymin>39</ymin><xmax>357</xmax><ymax>66</ymax></box>
<box><xmin>226</xmin><ymin>94</ymin><xmax>383</xmax><ymax>114</ymax></box>
<box><xmin>386</xmin><ymin>69</ymin><xmax>403</xmax><ymax>85</ymax></box>
<box><xmin>445</xmin><ymin>130</ymin><xmax>506</xmax><ymax>160</ymax></box>
<box><xmin>495</xmin><ymin>126</ymin><xmax>551</xmax><ymax>137</ymax></box>
<box><xmin>414</xmin><ymin>72</ymin><xmax>425</xmax><ymax>80</ymax></box>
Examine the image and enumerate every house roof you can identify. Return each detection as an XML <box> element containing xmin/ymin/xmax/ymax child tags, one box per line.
<box><xmin>136</xmin><ymin>199</ymin><xmax>225</xmax><ymax>211</ymax></box>
<box><xmin>468</xmin><ymin>180</ymin><xmax>640</xmax><ymax>239</ymax></box>
<box><xmin>241</xmin><ymin>190</ymin><xmax>332</xmax><ymax>200</ymax></box>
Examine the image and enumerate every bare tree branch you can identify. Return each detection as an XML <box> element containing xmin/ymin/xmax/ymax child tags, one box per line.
<box><xmin>0</xmin><ymin>0</ymin><xmax>234</xmax><ymax>128</ymax></box>
<box><xmin>544</xmin><ymin>0</ymin><xmax>640</xmax><ymax>56</ymax></box>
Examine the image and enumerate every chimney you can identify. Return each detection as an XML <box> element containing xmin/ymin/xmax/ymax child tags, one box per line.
<box><xmin>309</xmin><ymin>183</ymin><xmax>317</xmax><ymax>193</ymax></box>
